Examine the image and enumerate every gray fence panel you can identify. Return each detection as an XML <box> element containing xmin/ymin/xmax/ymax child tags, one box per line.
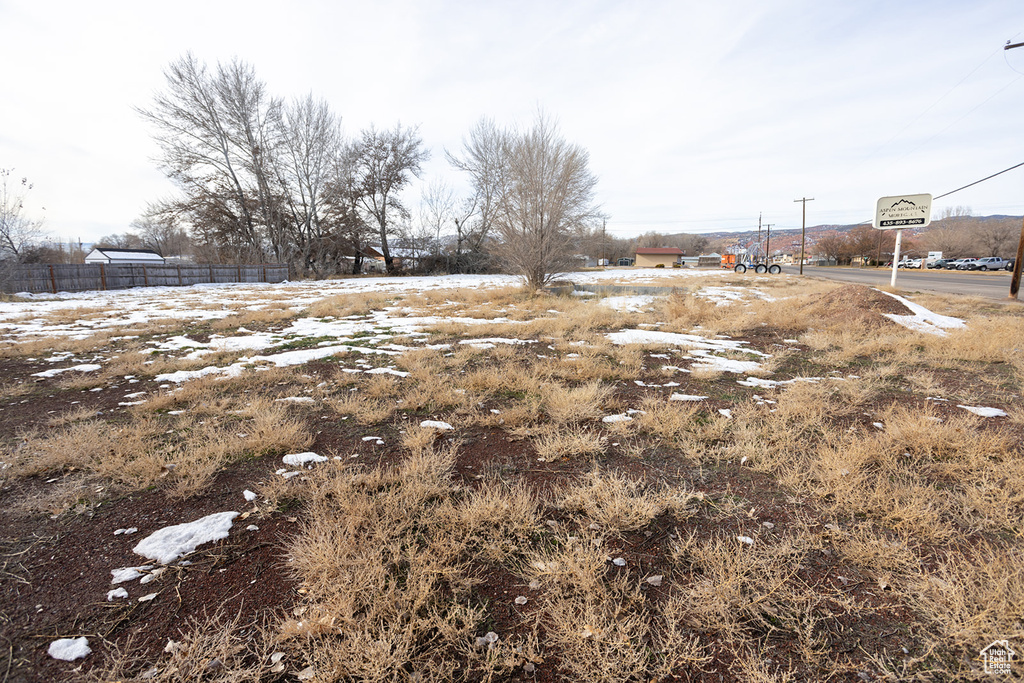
<box><xmin>2</xmin><ymin>263</ymin><xmax>289</xmax><ymax>294</ymax></box>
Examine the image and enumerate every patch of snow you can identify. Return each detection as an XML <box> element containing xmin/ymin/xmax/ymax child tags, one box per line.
<box><xmin>599</xmin><ymin>295</ymin><xmax>656</xmax><ymax>312</ymax></box>
<box><xmin>458</xmin><ymin>337</ymin><xmax>530</xmax><ymax>349</ymax></box>
<box><xmin>670</xmin><ymin>393</ymin><xmax>708</xmax><ymax>401</ymax></box>
<box><xmin>282</xmin><ymin>452</ymin><xmax>327</xmax><ymax>466</ymax></box>
<box><xmin>602</xmin><ymin>414</ymin><xmax>632</xmax><ymax>423</ymax></box>
<box><xmin>957</xmin><ymin>405</ymin><xmax>1007</xmax><ymax>418</ymax></box>
<box><xmin>48</xmin><ymin>637</ymin><xmax>91</xmax><ymax>661</ymax></box>
<box><xmin>31</xmin><ymin>363</ymin><xmax>102</xmax><ymax>378</ymax></box>
<box><xmin>107</xmin><ymin>587</ymin><xmax>128</xmax><ymax>601</ymax></box>
<box><xmin>877</xmin><ymin>290</ymin><xmax>966</xmax><ymax>336</ymax></box>
<box><xmin>365</xmin><ymin>367</ymin><xmax>409</xmax><ymax>377</ymax></box>
<box><xmin>243</xmin><ymin>490</ymin><xmax>257</xmax><ymax>502</ymax></box>
<box><xmin>111</xmin><ymin>565</ymin><xmax>154</xmax><ymax>584</ymax></box>
<box><xmin>133</xmin><ymin>511</ymin><xmax>239</xmax><ymax>564</ymax></box>
<box><xmin>420</xmin><ymin>420</ymin><xmax>454</xmax><ymax>430</ymax></box>
<box><xmin>275</xmin><ymin>396</ymin><xmax>315</xmax><ymax>404</ymax></box>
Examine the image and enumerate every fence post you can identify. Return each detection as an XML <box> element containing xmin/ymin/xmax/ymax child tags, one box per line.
<box><xmin>237</xmin><ymin>264</ymin><xmax>242</xmax><ymax>282</ymax></box>
<box><xmin>208</xmin><ymin>265</ymin><xmax>214</xmax><ymax>284</ymax></box>
<box><xmin>100</xmin><ymin>264</ymin><xmax>107</xmax><ymax>290</ymax></box>
<box><xmin>49</xmin><ymin>265</ymin><xmax>57</xmax><ymax>293</ymax></box>
<box><xmin>262</xmin><ymin>264</ymin><xmax>267</xmax><ymax>282</ymax></box>
<box><xmin>143</xmin><ymin>266</ymin><xmax>149</xmax><ymax>287</ymax></box>
<box><xmin>177</xmin><ymin>265</ymin><xmax>182</xmax><ymax>286</ymax></box>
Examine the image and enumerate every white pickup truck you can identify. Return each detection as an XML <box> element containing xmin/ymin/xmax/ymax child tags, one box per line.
<box><xmin>963</xmin><ymin>257</ymin><xmax>1007</xmax><ymax>271</ymax></box>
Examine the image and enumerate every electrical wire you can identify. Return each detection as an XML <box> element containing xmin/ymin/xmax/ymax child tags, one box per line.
<box><xmin>893</xmin><ymin>74</ymin><xmax>1023</xmax><ymax>163</ymax></box>
<box><xmin>933</xmin><ymin>160</ymin><xmax>1024</xmax><ymax>200</ymax></box>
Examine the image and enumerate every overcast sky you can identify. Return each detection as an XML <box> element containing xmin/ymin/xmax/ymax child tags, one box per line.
<box><xmin>3</xmin><ymin>0</ymin><xmax>1024</xmax><ymax>243</ymax></box>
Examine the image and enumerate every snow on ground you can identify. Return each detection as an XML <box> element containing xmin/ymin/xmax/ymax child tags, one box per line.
<box><xmin>957</xmin><ymin>405</ymin><xmax>1008</xmax><ymax>418</ymax></box>
<box><xmin>30</xmin><ymin>363</ymin><xmax>102</xmax><ymax>378</ymax></box>
<box><xmin>133</xmin><ymin>511</ymin><xmax>239</xmax><ymax>565</ymax></box>
<box><xmin>607</xmin><ymin>329</ymin><xmax>769</xmax><ymax>373</ymax></box>
<box><xmin>1</xmin><ymin>271</ymin><xmax>973</xmax><ymax>393</ymax></box>
<box><xmin>693</xmin><ymin>286</ymin><xmax>774</xmax><ymax>306</ymax></box>
<box><xmin>0</xmin><ymin>270</ymin><xmax>723</xmax><ymax>341</ymax></box>
<box><xmin>598</xmin><ymin>295</ymin><xmax>657</xmax><ymax>312</ymax></box>
<box><xmin>48</xmin><ymin>637</ymin><xmax>91</xmax><ymax>661</ymax></box>
<box><xmin>877</xmin><ymin>290</ymin><xmax>965</xmax><ymax>336</ymax></box>
<box><xmin>282</xmin><ymin>452</ymin><xmax>328</xmax><ymax>466</ymax></box>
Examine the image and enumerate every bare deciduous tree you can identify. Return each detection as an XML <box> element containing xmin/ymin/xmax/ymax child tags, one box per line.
<box><xmin>0</xmin><ymin>168</ymin><xmax>45</xmax><ymax>263</ymax></box>
<box><xmin>276</xmin><ymin>94</ymin><xmax>342</xmax><ymax>275</ymax></box>
<box><xmin>130</xmin><ymin>215</ymin><xmax>193</xmax><ymax>257</ymax></box>
<box><xmin>354</xmin><ymin>124</ymin><xmax>429</xmax><ymax>274</ymax></box>
<box><xmin>446</xmin><ymin>118</ymin><xmax>503</xmax><ymax>269</ymax></box>
<box><xmin>473</xmin><ymin>114</ymin><xmax>599</xmax><ymax>289</ymax></box>
<box><xmin>138</xmin><ymin>54</ymin><xmax>271</xmax><ymax>260</ymax></box>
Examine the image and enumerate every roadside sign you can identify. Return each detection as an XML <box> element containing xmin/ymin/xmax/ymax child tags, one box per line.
<box><xmin>874</xmin><ymin>193</ymin><xmax>932</xmax><ymax>229</ymax></box>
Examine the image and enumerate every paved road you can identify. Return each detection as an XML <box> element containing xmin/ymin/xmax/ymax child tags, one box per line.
<box><xmin>781</xmin><ymin>265</ymin><xmax>1021</xmax><ymax>302</ymax></box>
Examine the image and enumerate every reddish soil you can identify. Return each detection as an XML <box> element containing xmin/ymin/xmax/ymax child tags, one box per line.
<box><xmin>1</xmin><ymin>299</ymin><xmax>1019</xmax><ymax>681</ymax></box>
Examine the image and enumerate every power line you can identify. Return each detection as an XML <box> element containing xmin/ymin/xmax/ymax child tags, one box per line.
<box><xmin>861</xmin><ymin>43</ymin><xmax>1008</xmax><ymax>165</ymax></box>
<box><xmin>893</xmin><ymin>74</ymin><xmax>1023</xmax><ymax>163</ymax></box>
<box><xmin>933</xmin><ymin>160</ymin><xmax>1024</xmax><ymax>200</ymax></box>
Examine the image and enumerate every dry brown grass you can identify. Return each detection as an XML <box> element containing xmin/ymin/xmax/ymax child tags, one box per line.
<box><xmin>6</xmin><ymin>275</ymin><xmax>1024</xmax><ymax>681</ymax></box>
<box><xmin>897</xmin><ymin>543</ymin><xmax>1024</xmax><ymax>678</ymax></box>
<box><xmin>4</xmin><ymin>399</ymin><xmax>311</xmax><ymax>506</ymax></box>
<box><xmin>280</xmin><ymin>446</ymin><xmax>523</xmax><ymax>680</ymax></box>
<box><xmin>90</xmin><ymin>610</ymin><xmax>275</xmax><ymax>682</ymax></box>
<box><xmin>533</xmin><ymin>424</ymin><xmax>607</xmax><ymax>461</ymax></box>
<box><xmin>540</xmin><ymin>380</ymin><xmax>612</xmax><ymax>424</ymax></box>
<box><xmin>556</xmin><ymin>468</ymin><xmax>701</xmax><ymax>532</ymax></box>
<box><xmin>303</xmin><ymin>291</ymin><xmax>394</xmax><ymax>318</ymax></box>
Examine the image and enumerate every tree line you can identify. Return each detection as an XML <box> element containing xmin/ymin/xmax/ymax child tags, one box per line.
<box><xmin>810</xmin><ymin>207</ymin><xmax>1021</xmax><ymax>265</ymax></box>
<box><xmin>111</xmin><ymin>54</ymin><xmax>600</xmax><ymax>286</ymax></box>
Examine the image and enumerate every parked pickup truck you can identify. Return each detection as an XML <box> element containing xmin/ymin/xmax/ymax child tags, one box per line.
<box><xmin>947</xmin><ymin>258</ymin><xmax>976</xmax><ymax>270</ymax></box>
<box><xmin>962</xmin><ymin>257</ymin><xmax>1007</xmax><ymax>271</ymax></box>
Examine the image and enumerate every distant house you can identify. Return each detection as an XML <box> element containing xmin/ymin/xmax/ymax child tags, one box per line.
<box><xmin>84</xmin><ymin>248</ymin><xmax>165</xmax><ymax>265</ymax></box>
<box><xmin>634</xmin><ymin>247</ymin><xmax>684</xmax><ymax>268</ymax></box>
<box><xmin>362</xmin><ymin>245</ymin><xmax>431</xmax><ymax>272</ymax></box>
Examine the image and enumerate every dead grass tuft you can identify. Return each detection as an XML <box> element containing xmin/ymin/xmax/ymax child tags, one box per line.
<box><xmin>533</xmin><ymin>424</ymin><xmax>607</xmax><ymax>461</ymax></box>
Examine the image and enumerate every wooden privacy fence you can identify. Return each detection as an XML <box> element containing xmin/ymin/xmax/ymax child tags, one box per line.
<box><xmin>3</xmin><ymin>263</ymin><xmax>290</xmax><ymax>294</ymax></box>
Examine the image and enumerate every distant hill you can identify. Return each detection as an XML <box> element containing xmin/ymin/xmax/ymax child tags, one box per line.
<box><xmin>672</xmin><ymin>214</ymin><xmax>1022</xmax><ymax>256</ymax></box>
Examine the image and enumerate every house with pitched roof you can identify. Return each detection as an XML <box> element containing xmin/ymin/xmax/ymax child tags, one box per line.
<box><xmin>634</xmin><ymin>247</ymin><xmax>683</xmax><ymax>268</ymax></box>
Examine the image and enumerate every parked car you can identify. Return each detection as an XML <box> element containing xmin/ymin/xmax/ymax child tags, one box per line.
<box><xmin>955</xmin><ymin>258</ymin><xmax>979</xmax><ymax>270</ymax></box>
<box><xmin>928</xmin><ymin>258</ymin><xmax>955</xmax><ymax>269</ymax></box>
<box><xmin>945</xmin><ymin>258</ymin><xmax>973</xmax><ymax>270</ymax></box>
<box><xmin>1005</xmin><ymin>258</ymin><xmax>1016</xmax><ymax>271</ymax></box>
<box><xmin>896</xmin><ymin>258</ymin><xmax>922</xmax><ymax>268</ymax></box>
<box><xmin>963</xmin><ymin>257</ymin><xmax>1007</xmax><ymax>271</ymax></box>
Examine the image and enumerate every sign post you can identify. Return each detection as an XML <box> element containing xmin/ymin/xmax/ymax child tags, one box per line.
<box><xmin>873</xmin><ymin>193</ymin><xmax>932</xmax><ymax>288</ymax></box>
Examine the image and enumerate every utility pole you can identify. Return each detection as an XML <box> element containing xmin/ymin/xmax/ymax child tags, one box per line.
<box><xmin>794</xmin><ymin>197</ymin><xmax>814</xmax><ymax>275</ymax></box>
<box><xmin>757</xmin><ymin>213</ymin><xmax>762</xmax><ymax>265</ymax></box>
<box><xmin>1005</xmin><ymin>39</ymin><xmax>1024</xmax><ymax>299</ymax></box>
<box><xmin>764</xmin><ymin>223</ymin><xmax>774</xmax><ymax>264</ymax></box>
<box><xmin>601</xmin><ymin>218</ymin><xmax>607</xmax><ymax>267</ymax></box>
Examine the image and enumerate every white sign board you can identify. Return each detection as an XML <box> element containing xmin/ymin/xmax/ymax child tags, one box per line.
<box><xmin>874</xmin><ymin>193</ymin><xmax>932</xmax><ymax>229</ymax></box>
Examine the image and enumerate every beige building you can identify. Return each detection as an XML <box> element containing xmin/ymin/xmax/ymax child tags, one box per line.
<box><xmin>634</xmin><ymin>247</ymin><xmax>684</xmax><ymax>267</ymax></box>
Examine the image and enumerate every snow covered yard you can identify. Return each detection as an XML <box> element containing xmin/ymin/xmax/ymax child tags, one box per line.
<box><xmin>2</xmin><ymin>270</ymin><xmax>1023</xmax><ymax>682</ymax></box>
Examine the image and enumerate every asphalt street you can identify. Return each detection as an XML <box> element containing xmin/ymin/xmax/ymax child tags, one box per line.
<box><xmin>781</xmin><ymin>265</ymin><xmax>1022</xmax><ymax>303</ymax></box>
